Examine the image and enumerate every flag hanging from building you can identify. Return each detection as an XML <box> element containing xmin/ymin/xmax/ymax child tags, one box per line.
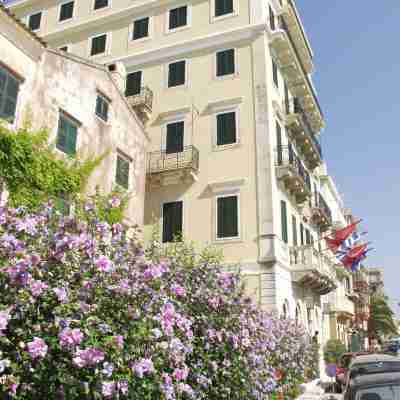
<box><xmin>341</xmin><ymin>243</ymin><xmax>369</xmax><ymax>269</ymax></box>
<box><xmin>324</xmin><ymin>220</ymin><xmax>361</xmax><ymax>253</ymax></box>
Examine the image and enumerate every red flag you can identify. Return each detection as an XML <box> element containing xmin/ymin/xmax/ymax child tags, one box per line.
<box><xmin>341</xmin><ymin>243</ymin><xmax>368</xmax><ymax>268</ymax></box>
<box><xmin>325</xmin><ymin>237</ymin><xmax>342</xmax><ymax>253</ymax></box>
<box><xmin>334</xmin><ymin>221</ymin><xmax>360</xmax><ymax>242</ymax></box>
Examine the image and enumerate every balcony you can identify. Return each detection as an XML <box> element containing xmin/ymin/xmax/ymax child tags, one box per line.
<box><xmin>126</xmin><ymin>86</ymin><xmax>153</xmax><ymax>124</ymax></box>
<box><xmin>146</xmin><ymin>146</ymin><xmax>199</xmax><ymax>187</ymax></box>
<box><xmin>269</xmin><ymin>18</ymin><xmax>324</xmax><ymax>133</ymax></box>
<box><xmin>353</xmin><ymin>272</ymin><xmax>369</xmax><ymax>293</ymax></box>
<box><xmin>285</xmin><ymin>98</ymin><xmax>322</xmax><ymax>170</ymax></box>
<box><xmin>311</xmin><ymin>193</ymin><xmax>332</xmax><ymax>232</ymax></box>
<box><xmin>275</xmin><ymin>146</ymin><xmax>311</xmax><ymax>203</ymax></box>
<box><xmin>290</xmin><ymin>245</ymin><xmax>337</xmax><ymax>295</ymax></box>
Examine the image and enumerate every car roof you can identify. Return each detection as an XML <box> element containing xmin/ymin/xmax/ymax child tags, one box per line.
<box><xmin>351</xmin><ymin>354</ymin><xmax>400</xmax><ymax>366</ymax></box>
<box><xmin>351</xmin><ymin>371</ymin><xmax>400</xmax><ymax>387</ymax></box>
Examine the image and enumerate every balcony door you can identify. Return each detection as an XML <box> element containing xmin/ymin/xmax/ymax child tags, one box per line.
<box><xmin>166</xmin><ymin>121</ymin><xmax>184</xmax><ymax>154</ymax></box>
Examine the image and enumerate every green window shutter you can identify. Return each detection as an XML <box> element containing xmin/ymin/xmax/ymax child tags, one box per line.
<box><xmin>168</xmin><ymin>61</ymin><xmax>186</xmax><ymax>87</ymax></box>
<box><xmin>217</xmin><ymin>111</ymin><xmax>236</xmax><ymax>146</ymax></box>
<box><xmin>300</xmin><ymin>223</ymin><xmax>304</xmax><ymax>245</ymax></box>
<box><xmin>91</xmin><ymin>34</ymin><xmax>107</xmax><ymax>56</ymax></box>
<box><xmin>59</xmin><ymin>1</ymin><xmax>74</xmax><ymax>21</ymax></box>
<box><xmin>94</xmin><ymin>0</ymin><xmax>108</xmax><ymax>10</ymax></box>
<box><xmin>305</xmin><ymin>229</ymin><xmax>311</xmax><ymax>245</ymax></box>
<box><xmin>28</xmin><ymin>12</ymin><xmax>42</xmax><ymax>31</ymax></box>
<box><xmin>57</xmin><ymin>115</ymin><xmax>77</xmax><ymax>155</ymax></box>
<box><xmin>216</xmin><ymin>49</ymin><xmax>235</xmax><ymax>76</ymax></box>
<box><xmin>292</xmin><ymin>215</ymin><xmax>298</xmax><ymax>246</ymax></box>
<box><xmin>217</xmin><ymin>196</ymin><xmax>239</xmax><ymax>239</ymax></box>
<box><xmin>66</xmin><ymin>121</ymin><xmax>77</xmax><ymax>155</ymax></box>
<box><xmin>95</xmin><ymin>95</ymin><xmax>109</xmax><ymax>121</ymax></box>
<box><xmin>276</xmin><ymin>122</ymin><xmax>282</xmax><ymax>165</ymax></box>
<box><xmin>166</xmin><ymin>121</ymin><xmax>184</xmax><ymax>154</ymax></box>
<box><xmin>0</xmin><ymin>66</ymin><xmax>20</xmax><ymax>123</ymax></box>
<box><xmin>281</xmin><ymin>200</ymin><xmax>288</xmax><ymax>243</ymax></box>
<box><xmin>215</xmin><ymin>0</ymin><xmax>233</xmax><ymax>17</ymax></box>
<box><xmin>169</xmin><ymin>6</ymin><xmax>187</xmax><ymax>29</ymax></box>
<box><xmin>125</xmin><ymin>71</ymin><xmax>142</xmax><ymax>96</ymax></box>
<box><xmin>272</xmin><ymin>59</ymin><xmax>279</xmax><ymax>87</ymax></box>
<box><xmin>133</xmin><ymin>17</ymin><xmax>149</xmax><ymax>40</ymax></box>
<box><xmin>116</xmin><ymin>155</ymin><xmax>130</xmax><ymax>189</ymax></box>
<box><xmin>163</xmin><ymin>201</ymin><xmax>183</xmax><ymax>242</ymax></box>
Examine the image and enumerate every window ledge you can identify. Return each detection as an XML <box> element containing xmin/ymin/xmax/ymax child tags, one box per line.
<box><xmin>165</xmin><ymin>25</ymin><xmax>190</xmax><ymax>35</ymax></box>
<box><xmin>214</xmin><ymin>237</ymin><xmax>243</xmax><ymax>245</ymax></box>
<box><xmin>213</xmin><ymin>142</ymin><xmax>241</xmax><ymax>152</ymax></box>
<box><xmin>214</xmin><ymin>73</ymin><xmax>239</xmax><ymax>82</ymax></box>
<box><xmin>211</xmin><ymin>12</ymin><xmax>238</xmax><ymax>23</ymax></box>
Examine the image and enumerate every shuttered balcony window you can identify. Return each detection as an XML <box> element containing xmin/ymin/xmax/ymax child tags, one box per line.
<box><xmin>217</xmin><ymin>111</ymin><xmax>236</xmax><ymax>146</ymax></box>
<box><xmin>116</xmin><ymin>154</ymin><xmax>130</xmax><ymax>189</ymax></box>
<box><xmin>95</xmin><ymin>94</ymin><xmax>109</xmax><ymax>122</ymax></box>
<box><xmin>169</xmin><ymin>6</ymin><xmax>187</xmax><ymax>30</ymax></box>
<box><xmin>59</xmin><ymin>1</ymin><xmax>74</xmax><ymax>22</ymax></box>
<box><xmin>125</xmin><ymin>71</ymin><xmax>142</xmax><ymax>96</ymax></box>
<box><xmin>272</xmin><ymin>59</ymin><xmax>279</xmax><ymax>88</ymax></box>
<box><xmin>166</xmin><ymin>121</ymin><xmax>184</xmax><ymax>154</ymax></box>
<box><xmin>215</xmin><ymin>0</ymin><xmax>233</xmax><ymax>17</ymax></box>
<box><xmin>292</xmin><ymin>215</ymin><xmax>298</xmax><ymax>246</ymax></box>
<box><xmin>94</xmin><ymin>0</ymin><xmax>109</xmax><ymax>10</ymax></box>
<box><xmin>281</xmin><ymin>200</ymin><xmax>288</xmax><ymax>244</ymax></box>
<box><xmin>300</xmin><ymin>223</ymin><xmax>304</xmax><ymax>245</ymax></box>
<box><xmin>28</xmin><ymin>12</ymin><xmax>42</xmax><ymax>31</ymax></box>
<box><xmin>168</xmin><ymin>60</ymin><xmax>186</xmax><ymax>87</ymax></box>
<box><xmin>162</xmin><ymin>201</ymin><xmax>183</xmax><ymax>243</ymax></box>
<box><xmin>216</xmin><ymin>49</ymin><xmax>235</xmax><ymax>77</ymax></box>
<box><xmin>56</xmin><ymin>113</ymin><xmax>78</xmax><ymax>156</ymax></box>
<box><xmin>217</xmin><ymin>195</ymin><xmax>239</xmax><ymax>239</ymax></box>
<box><xmin>90</xmin><ymin>34</ymin><xmax>107</xmax><ymax>56</ymax></box>
<box><xmin>276</xmin><ymin>121</ymin><xmax>282</xmax><ymax>165</ymax></box>
<box><xmin>0</xmin><ymin>66</ymin><xmax>20</xmax><ymax>123</ymax></box>
<box><xmin>133</xmin><ymin>17</ymin><xmax>149</xmax><ymax>40</ymax></box>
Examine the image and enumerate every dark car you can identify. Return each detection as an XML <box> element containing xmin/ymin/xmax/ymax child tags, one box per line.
<box><xmin>383</xmin><ymin>339</ymin><xmax>400</xmax><ymax>355</ymax></box>
<box><xmin>336</xmin><ymin>352</ymin><xmax>369</xmax><ymax>392</ymax></box>
<box><xmin>344</xmin><ymin>371</ymin><xmax>400</xmax><ymax>400</ymax></box>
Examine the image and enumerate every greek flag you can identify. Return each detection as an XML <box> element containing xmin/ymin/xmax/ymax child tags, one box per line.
<box><xmin>335</xmin><ymin>231</ymin><xmax>365</xmax><ymax>262</ymax></box>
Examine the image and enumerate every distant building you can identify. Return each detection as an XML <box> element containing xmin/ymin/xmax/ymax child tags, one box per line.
<box><xmin>0</xmin><ymin>3</ymin><xmax>148</xmax><ymax>224</ymax></box>
<box><xmin>366</xmin><ymin>267</ymin><xmax>385</xmax><ymax>296</ymax></box>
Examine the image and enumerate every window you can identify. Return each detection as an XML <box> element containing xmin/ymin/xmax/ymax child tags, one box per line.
<box><xmin>59</xmin><ymin>1</ymin><xmax>74</xmax><ymax>22</ymax></box>
<box><xmin>162</xmin><ymin>201</ymin><xmax>183</xmax><ymax>243</ymax></box>
<box><xmin>292</xmin><ymin>215</ymin><xmax>298</xmax><ymax>246</ymax></box>
<box><xmin>269</xmin><ymin>5</ymin><xmax>275</xmax><ymax>31</ymax></box>
<box><xmin>132</xmin><ymin>17</ymin><xmax>149</xmax><ymax>40</ymax></box>
<box><xmin>305</xmin><ymin>228</ymin><xmax>311</xmax><ymax>245</ymax></box>
<box><xmin>281</xmin><ymin>200</ymin><xmax>288</xmax><ymax>244</ymax></box>
<box><xmin>217</xmin><ymin>111</ymin><xmax>236</xmax><ymax>146</ymax></box>
<box><xmin>28</xmin><ymin>12</ymin><xmax>42</xmax><ymax>31</ymax></box>
<box><xmin>217</xmin><ymin>195</ymin><xmax>239</xmax><ymax>239</ymax></box>
<box><xmin>300</xmin><ymin>223</ymin><xmax>304</xmax><ymax>245</ymax></box>
<box><xmin>116</xmin><ymin>153</ymin><xmax>130</xmax><ymax>189</ymax></box>
<box><xmin>169</xmin><ymin>6</ymin><xmax>188</xmax><ymax>30</ymax></box>
<box><xmin>0</xmin><ymin>66</ymin><xmax>20</xmax><ymax>123</ymax></box>
<box><xmin>168</xmin><ymin>60</ymin><xmax>186</xmax><ymax>87</ymax></box>
<box><xmin>125</xmin><ymin>71</ymin><xmax>142</xmax><ymax>96</ymax></box>
<box><xmin>59</xmin><ymin>46</ymin><xmax>69</xmax><ymax>52</ymax></box>
<box><xmin>94</xmin><ymin>0</ymin><xmax>109</xmax><ymax>10</ymax></box>
<box><xmin>216</xmin><ymin>49</ymin><xmax>235</xmax><ymax>77</ymax></box>
<box><xmin>276</xmin><ymin>121</ymin><xmax>282</xmax><ymax>165</ymax></box>
<box><xmin>56</xmin><ymin>113</ymin><xmax>78</xmax><ymax>155</ymax></box>
<box><xmin>166</xmin><ymin>121</ymin><xmax>184</xmax><ymax>154</ymax></box>
<box><xmin>95</xmin><ymin>94</ymin><xmax>109</xmax><ymax>122</ymax></box>
<box><xmin>90</xmin><ymin>33</ymin><xmax>107</xmax><ymax>56</ymax></box>
<box><xmin>215</xmin><ymin>0</ymin><xmax>233</xmax><ymax>17</ymax></box>
<box><xmin>272</xmin><ymin>59</ymin><xmax>279</xmax><ymax>88</ymax></box>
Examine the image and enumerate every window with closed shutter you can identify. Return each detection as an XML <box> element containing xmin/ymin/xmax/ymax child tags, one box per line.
<box><xmin>94</xmin><ymin>0</ymin><xmax>108</xmax><ymax>10</ymax></box>
<box><xmin>125</xmin><ymin>71</ymin><xmax>142</xmax><ymax>96</ymax></box>
<box><xmin>217</xmin><ymin>195</ymin><xmax>239</xmax><ymax>239</ymax></box>
<box><xmin>133</xmin><ymin>17</ymin><xmax>149</xmax><ymax>40</ymax></box>
<box><xmin>28</xmin><ymin>12</ymin><xmax>42</xmax><ymax>31</ymax></box>
<box><xmin>292</xmin><ymin>215</ymin><xmax>298</xmax><ymax>246</ymax></box>
<box><xmin>305</xmin><ymin>229</ymin><xmax>311</xmax><ymax>245</ymax></box>
<box><xmin>162</xmin><ymin>201</ymin><xmax>183</xmax><ymax>243</ymax></box>
<box><xmin>168</xmin><ymin>61</ymin><xmax>186</xmax><ymax>87</ymax></box>
<box><xmin>215</xmin><ymin>0</ymin><xmax>233</xmax><ymax>17</ymax></box>
<box><xmin>216</xmin><ymin>49</ymin><xmax>235</xmax><ymax>76</ymax></box>
<box><xmin>281</xmin><ymin>200</ymin><xmax>288</xmax><ymax>243</ymax></box>
<box><xmin>0</xmin><ymin>66</ymin><xmax>20</xmax><ymax>123</ymax></box>
<box><xmin>95</xmin><ymin>94</ymin><xmax>109</xmax><ymax>122</ymax></box>
<box><xmin>166</xmin><ymin>121</ymin><xmax>184</xmax><ymax>154</ymax></box>
<box><xmin>90</xmin><ymin>34</ymin><xmax>107</xmax><ymax>56</ymax></box>
<box><xmin>272</xmin><ymin>59</ymin><xmax>279</xmax><ymax>87</ymax></box>
<box><xmin>276</xmin><ymin>121</ymin><xmax>282</xmax><ymax>165</ymax></box>
<box><xmin>56</xmin><ymin>114</ymin><xmax>78</xmax><ymax>156</ymax></box>
<box><xmin>217</xmin><ymin>111</ymin><xmax>236</xmax><ymax>146</ymax></box>
<box><xmin>59</xmin><ymin>1</ymin><xmax>74</xmax><ymax>22</ymax></box>
<box><xmin>300</xmin><ymin>223</ymin><xmax>304</xmax><ymax>245</ymax></box>
<box><xmin>169</xmin><ymin>6</ymin><xmax>187</xmax><ymax>30</ymax></box>
<box><xmin>269</xmin><ymin>5</ymin><xmax>275</xmax><ymax>30</ymax></box>
<box><xmin>116</xmin><ymin>154</ymin><xmax>130</xmax><ymax>189</ymax></box>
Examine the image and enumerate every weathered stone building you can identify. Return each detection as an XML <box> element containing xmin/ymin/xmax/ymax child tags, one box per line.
<box><xmin>0</xmin><ymin>3</ymin><xmax>148</xmax><ymax>225</ymax></box>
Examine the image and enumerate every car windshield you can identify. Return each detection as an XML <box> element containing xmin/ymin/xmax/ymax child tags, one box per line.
<box><xmin>356</xmin><ymin>384</ymin><xmax>400</xmax><ymax>400</ymax></box>
<box><xmin>351</xmin><ymin>363</ymin><xmax>400</xmax><ymax>379</ymax></box>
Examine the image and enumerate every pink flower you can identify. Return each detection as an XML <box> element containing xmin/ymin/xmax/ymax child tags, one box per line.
<box><xmin>29</xmin><ymin>280</ymin><xmax>48</xmax><ymax>297</ymax></box>
<box><xmin>133</xmin><ymin>358</ymin><xmax>154</xmax><ymax>378</ymax></box>
<box><xmin>173</xmin><ymin>365</ymin><xmax>189</xmax><ymax>381</ymax></box>
<box><xmin>171</xmin><ymin>284</ymin><xmax>186</xmax><ymax>297</ymax></box>
<box><xmin>27</xmin><ymin>337</ymin><xmax>48</xmax><ymax>359</ymax></box>
<box><xmin>95</xmin><ymin>256</ymin><xmax>113</xmax><ymax>273</ymax></box>
<box><xmin>53</xmin><ymin>287</ymin><xmax>69</xmax><ymax>303</ymax></box>
<box><xmin>0</xmin><ymin>310</ymin><xmax>10</xmax><ymax>335</ymax></box>
<box><xmin>109</xmin><ymin>197</ymin><xmax>121</xmax><ymax>208</ymax></box>
<box><xmin>102</xmin><ymin>381</ymin><xmax>116</xmax><ymax>398</ymax></box>
<box><xmin>113</xmin><ymin>335</ymin><xmax>124</xmax><ymax>349</ymax></box>
<box><xmin>59</xmin><ymin>328</ymin><xmax>84</xmax><ymax>348</ymax></box>
<box><xmin>73</xmin><ymin>348</ymin><xmax>105</xmax><ymax>368</ymax></box>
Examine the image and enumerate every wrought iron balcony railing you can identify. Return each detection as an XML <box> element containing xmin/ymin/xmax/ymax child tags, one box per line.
<box><xmin>311</xmin><ymin>192</ymin><xmax>332</xmax><ymax>231</ymax></box>
<box><xmin>147</xmin><ymin>146</ymin><xmax>199</xmax><ymax>175</ymax></box>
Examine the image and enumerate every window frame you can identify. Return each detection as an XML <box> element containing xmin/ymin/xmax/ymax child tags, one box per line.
<box><xmin>55</xmin><ymin>110</ymin><xmax>80</xmax><ymax>156</ymax></box>
<box><xmin>58</xmin><ymin>0</ymin><xmax>75</xmax><ymax>24</ymax></box>
<box><xmin>211</xmin><ymin>0</ymin><xmax>238</xmax><ymax>22</ymax></box>
<box><xmin>125</xmin><ymin>70</ymin><xmax>143</xmax><ymax>97</ymax></box>
<box><xmin>272</xmin><ymin>59</ymin><xmax>279</xmax><ymax>89</ymax></box>
<box><xmin>214</xmin><ymin>106</ymin><xmax>240</xmax><ymax>149</ymax></box>
<box><xmin>27</xmin><ymin>10</ymin><xmax>43</xmax><ymax>32</ymax></box>
<box><xmin>166</xmin><ymin>4</ymin><xmax>191</xmax><ymax>34</ymax></box>
<box><xmin>88</xmin><ymin>32</ymin><xmax>111</xmax><ymax>57</ymax></box>
<box><xmin>161</xmin><ymin>200</ymin><xmax>184</xmax><ymax>243</ymax></box>
<box><xmin>115</xmin><ymin>151</ymin><xmax>131</xmax><ymax>190</ymax></box>
<box><xmin>215</xmin><ymin>192</ymin><xmax>241</xmax><ymax>241</ymax></box>
<box><xmin>0</xmin><ymin>63</ymin><xmax>22</xmax><ymax>126</ymax></box>
<box><xmin>162</xmin><ymin>117</ymin><xmax>186</xmax><ymax>153</ymax></box>
<box><xmin>92</xmin><ymin>0</ymin><xmax>111</xmax><ymax>12</ymax></box>
<box><xmin>280</xmin><ymin>199</ymin><xmax>288</xmax><ymax>244</ymax></box>
<box><xmin>215</xmin><ymin>47</ymin><xmax>237</xmax><ymax>79</ymax></box>
<box><xmin>166</xmin><ymin>59</ymin><xmax>188</xmax><ymax>89</ymax></box>
<box><xmin>131</xmin><ymin>16</ymin><xmax>151</xmax><ymax>42</ymax></box>
<box><xmin>95</xmin><ymin>92</ymin><xmax>110</xmax><ymax>123</ymax></box>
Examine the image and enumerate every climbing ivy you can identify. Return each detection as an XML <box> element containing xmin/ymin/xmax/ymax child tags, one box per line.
<box><xmin>0</xmin><ymin>122</ymin><xmax>103</xmax><ymax>210</ymax></box>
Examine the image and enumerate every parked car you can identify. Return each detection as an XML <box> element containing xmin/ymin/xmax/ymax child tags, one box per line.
<box><xmin>344</xmin><ymin>371</ymin><xmax>400</xmax><ymax>400</ymax></box>
<box><xmin>336</xmin><ymin>352</ymin><xmax>369</xmax><ymax>392</ymax></box>
<box><xmin>343</xmin><ymin>354</ymin><xmax>400</xmax><ymax>398</ymax></box>
<box><xmin>383</xmin><ymin>339</ymin><xmax>400</xmax><ymax>355</ymax></box>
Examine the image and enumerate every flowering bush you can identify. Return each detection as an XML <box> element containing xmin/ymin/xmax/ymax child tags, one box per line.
<box><xmin>0</xmin><ymin>201</ymin><xmax>315</xmax><ymax>399</ymax></box>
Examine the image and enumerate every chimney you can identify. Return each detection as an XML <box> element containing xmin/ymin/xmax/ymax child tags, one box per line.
<box><xmin>108</xmin><ymin>62</ymin><xmax>126</xmax><ymax>94</ymax></box>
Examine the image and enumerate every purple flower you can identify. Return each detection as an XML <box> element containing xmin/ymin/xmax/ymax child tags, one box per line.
<box><xmin>109</xmin><ymin>197</ymin><xmax>121</xmax><ymax>208</ymax></box>
<box><xmin>171</xmin><ymin>284</ymin><xmax>186</xmax><ymax>297</ymax></box>
<box><xmin>0</xmin><ymin>310</ymin><xmax>11</xmax><ymax>335</ymax></box>
<box><xmin>113</xmin><ymin>335</ymin><xmax>124</xmax><ymax>349</ymax></box>
<box><xmin>53</xmin><ymin>287</ymin><xmax>69</xmax><ymax>303</ymax></box>
<box><xmin>27</xmin><ymin>337</ymin><xmax>48</xmax><ymax>359</ymax></box>
<box><xmin>102</xmin><ymin>362</ymin><xmax>114</xmax><ymax>378</ymax></box>
<box><xmin>102</xmin><ymin>381</ymin><xmax>116</xmax><ymax>398</ymax></box>
<box><xmin>73</xmin><ymin>348</ymin><xmax>105</xmax><ymax>368</ymax></box>
<box><xmin>95</xmin><ymin>256</ymin><xmax>113</xmax><ymax>273</ymax></box>
<box><xmin>59</xmin><ymin>328</ymin><xmax>84</xmax><ymax>348</ymax></box>
<box><xmin>29</xmin><ymin>280</ymin><xmax>48</xmax><ymax>297</ymax></box>
<box><xmin>173</xmin><ymin>365</ymin><xmax>189</xmax><ymax>382</ymax></box>
<box><xmin>117</xmin><ymin>380</ymin><xmax>129</xmax><ymax>395</ymax></box>
<box><xmin>133</xmin><ymin>358</ymin><xmax>154</xmax><ymax>378</ymax></box>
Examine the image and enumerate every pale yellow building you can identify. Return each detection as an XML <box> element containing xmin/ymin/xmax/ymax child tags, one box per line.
<box><xmin>7</xmin><ymin>0</ymin><xmax>354</xmax><ymax>342</ymax></box>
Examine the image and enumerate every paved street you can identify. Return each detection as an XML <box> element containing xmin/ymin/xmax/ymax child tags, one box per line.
<box><xmin>296</xmin><ymin>380</ymin><xmax>343</xmax><ymax>400</ymax></box>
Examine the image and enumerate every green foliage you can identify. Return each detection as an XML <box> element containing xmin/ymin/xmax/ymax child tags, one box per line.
<box><xmin>368</xmin><ymin>294</ymin><xmax>398</xmax><ymax>339</ymax></box>
<box><xmin>323</xmin><ymin>339</ymin><xmax>347</xmax><ymax>364</ymax></box>
<box><xmin>0</xmin><ymin>123</ymin><xmax>102</xmax><ymax>211</ymax></box>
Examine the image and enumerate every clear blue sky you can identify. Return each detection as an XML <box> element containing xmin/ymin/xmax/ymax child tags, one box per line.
<box><xmin>296</xmin><ymin>1</ymin><xmax>400</xmax><ymax>314</ymax></box>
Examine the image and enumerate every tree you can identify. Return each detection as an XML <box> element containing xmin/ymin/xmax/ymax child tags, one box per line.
<box><xmin>368</xmin><ymin>294</ymin><xmax>398</xmax><ymax>340</ymax></box>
